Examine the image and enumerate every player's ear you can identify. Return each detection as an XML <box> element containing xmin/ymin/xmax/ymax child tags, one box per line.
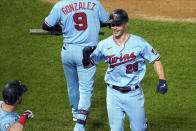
<box><xmin>125</xmin><ymin>22</ymin><xmax>129</xmax><ymax>27</ymax></box>
<box><xmin>16</xmin><ymin>96</ymin><xmax>23</xmax><ymax>105</ymax></box>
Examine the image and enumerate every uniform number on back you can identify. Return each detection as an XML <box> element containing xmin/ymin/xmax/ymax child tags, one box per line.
<box><xmin>126</xmin><ymin>62</ymin><xmax>138</xmax><ymax>73</ymax></box>
<box><xmin>73</xmin><ymin>12</ymin><xmax>87</xmax><ymax>31</ymax></box>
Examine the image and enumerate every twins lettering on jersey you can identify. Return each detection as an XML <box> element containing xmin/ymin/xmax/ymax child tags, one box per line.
<box><xmin>107</xmin><ymin>52</ymin><xmax>137</xmax><ymax>69</ymax></box>
<box><xmin>107</xmin><ymin>52</ymin><xmax>138</xmax><ymax>73</ymax></box>
<box><xmin>61</xmin><ymin>2</ymin><xmax>96</xmax><ymax>15</ymax></box>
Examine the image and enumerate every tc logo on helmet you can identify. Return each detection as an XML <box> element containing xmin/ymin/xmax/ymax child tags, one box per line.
<box><xmin>113</xmin><ymin>14</ymin><xmax>118</xmax><ymax>20</ymax></box>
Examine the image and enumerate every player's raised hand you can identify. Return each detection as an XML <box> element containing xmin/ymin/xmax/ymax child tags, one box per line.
<box><xmin>156</xmin><ymin>79</ymin><xmax>168</xmax><ymax>94</ymax></box>
<box><xmin>22</xmin><ymin>110</ymin><xmax>34</xmax><ymax>119</ymax></box>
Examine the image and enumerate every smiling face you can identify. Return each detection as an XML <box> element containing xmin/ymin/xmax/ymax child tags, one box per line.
<box><xmin>111</xmin><ymin>22</ymin><xmax>128</xmax><ymax>39</ymax></box>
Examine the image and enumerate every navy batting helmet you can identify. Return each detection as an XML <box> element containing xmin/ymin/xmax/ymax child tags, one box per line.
<box><xmin>2</xmin><ymin>80</ymin><xmax>27</xmax><ymax>105</ymax></box>
<box><xmin>107</xmin><ymin>9</ymin><xmax>129</xmax><ymax>26</ymax></box>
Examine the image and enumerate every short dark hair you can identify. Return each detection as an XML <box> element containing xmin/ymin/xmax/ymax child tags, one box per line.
<box><xmin>3</xmin><ymin>80</ymin><xmax>27</xmax><ymax>105</ymax></box>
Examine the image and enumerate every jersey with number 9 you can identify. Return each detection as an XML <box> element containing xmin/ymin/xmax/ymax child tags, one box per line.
<box><xmin>45</xmin><ymin>0</ymin><xmax>109</xmax><ymax>46</ymax></box>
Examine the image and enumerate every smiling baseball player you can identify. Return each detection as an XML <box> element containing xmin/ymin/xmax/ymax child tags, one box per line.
<box><xmin>82</xmin><ymin>9</ymin><xmax>168</xmax><ymax>131</ymax></box>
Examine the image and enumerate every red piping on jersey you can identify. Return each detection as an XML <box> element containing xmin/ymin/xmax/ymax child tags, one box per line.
<box><xmin>44</xmin><ymin>21</ymin><xmax>52</xmax><ymax>27</ymax></box>
<box><xmin>151</xmin><ymin>56</ymin><xmax>161</xmax><ymax>64</ymax></box>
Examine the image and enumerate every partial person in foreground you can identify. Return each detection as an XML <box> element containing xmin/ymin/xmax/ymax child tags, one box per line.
<box><xmin>0</xmin><ymin>80</ymin><xmax>34</xmax><ymax>131</ymax></box>
<box><xmin>42</xmin><ymin>0</ymin><xmax>109</xmax><ymax>130</ymax></box>
<box><xmin>82</xmin><ymin>9</ymin><xmax>168</xmax><ymax>131</ymax></box>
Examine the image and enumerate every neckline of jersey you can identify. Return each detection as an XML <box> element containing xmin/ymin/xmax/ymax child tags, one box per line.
<box><xmin>113</xmin><ymin>33</ymin><xmax>131</xmax><ymax>48</ymax></box>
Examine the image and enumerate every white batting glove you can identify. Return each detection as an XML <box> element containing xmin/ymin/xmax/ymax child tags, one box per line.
<box><xmin>22</xmin><ymin>110</ymin><xmax>34</xmax><ymax>119</ymax></box>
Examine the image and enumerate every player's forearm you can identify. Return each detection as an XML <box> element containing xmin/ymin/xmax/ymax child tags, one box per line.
<box><xmin>8</xmin><ymin>112</ymin><xmax>31</xmax><ymax>131</ymax></box>
<box><xmin>42</xmin><ymin>22</ymin><xmax>53</xmax><ymax>31</ymax></box>
<box><xmin>100</xmin><ymin>22</ymin><xmax>109</xmax><ymax>27</ymax></box>
<box><xmin>8</xmin><ymin>123</ymin><xmax>24</xmax><ymax>131</ymax></box>
<box><xmin>153</xmin><ymin>60</ymin><xmax>165</xmax><ymax>80</ymax></box>
<box><xmin>42</xmin><ymin>22</ymin><xmax>62</xmax><ymax>32</ymax></box>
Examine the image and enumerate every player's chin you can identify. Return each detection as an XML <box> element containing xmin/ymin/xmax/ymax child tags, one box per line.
<box><xmin>113</xmin><ymin>31</ymin><xmax>122</xmax><ymax>38</ymax></box>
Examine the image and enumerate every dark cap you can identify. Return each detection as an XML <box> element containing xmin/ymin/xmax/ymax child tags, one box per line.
<box><xmin>106</xmin><ymin>9</ymin><xmax>129</xmax><ymax>26</ymax></box>
<box><xmin>3</xmin><ymin>80</ymin><xmax>27</xmax><ymax>105</ymax></box>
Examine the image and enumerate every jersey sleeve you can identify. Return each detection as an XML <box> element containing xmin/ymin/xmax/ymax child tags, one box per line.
<box><xmin>44</xmin><ymin>2</ymin><xmax>61</xmax><ymax>26</ymax></box>
<box><xmin>90</xmin><ymin>42</ymin><xmax>105</xmax><ymax>64</ymax></box>
<box><xmin>0</xmin><ymin>118</ymin><xmax>13</xmax><ymax>131</ymax></box>
<box><xmin>97</xmin><ymin>1</ymin><xmax>109</xmax><ymax>22</ymax></box>
<box><xmin>0</xmin><ymin>123</ymin><xmax>10</xmax><ymax>131</ymax></box>
<box><xmin>141</xmin><ymin>39</ymin><xmax>160</xmax><ymax>63</ymax></box>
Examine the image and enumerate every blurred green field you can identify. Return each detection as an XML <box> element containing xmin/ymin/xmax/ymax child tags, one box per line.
<box><xmin>0</xmin><ymin>0</ymin><xmax>196</xmax><ymax>130</ymax></box>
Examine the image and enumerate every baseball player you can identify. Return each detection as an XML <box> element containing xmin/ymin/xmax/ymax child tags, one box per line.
<box><xmin>82</xmin><ymin>9</ymin><xmax>168</xmax><ymax>131</ymax></box>
<box><xmin>0</xmin><ymin>80</ymin><xmax>34</xmax><ymax>131</ymax></box>
<box><xmin>42</xmin><ymin>0</ymin><xmax>109</xmax><ymax>130</ymax></box>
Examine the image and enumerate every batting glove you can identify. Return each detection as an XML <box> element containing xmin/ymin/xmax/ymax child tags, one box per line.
<box><xmin>83</xmin><ymin>46</ymin><xmax>96</xmax><ymax>59</ymax></box>
<box><xmin>82</xmin><ymin>46</ymin><xmax>96</xmax><ymax>66</ymax></box>
<box><xmin>53</xmin><ymin>24</ymin><xmax>62</xmax><ymax>36</ymax></box>
<box><xmin>156</xmin><ymin>79</ymin><xmax>168</xmax><ymax>94</ymax></box>
<box><xmin>100</xmin><ymin>22</ymin><xmax>110</xmax><ymax>27</ymax></box>
<box><xmin>22</xmin><ymin>110</ymin><xmax>34</xmax><ymax>119</ymax></box>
